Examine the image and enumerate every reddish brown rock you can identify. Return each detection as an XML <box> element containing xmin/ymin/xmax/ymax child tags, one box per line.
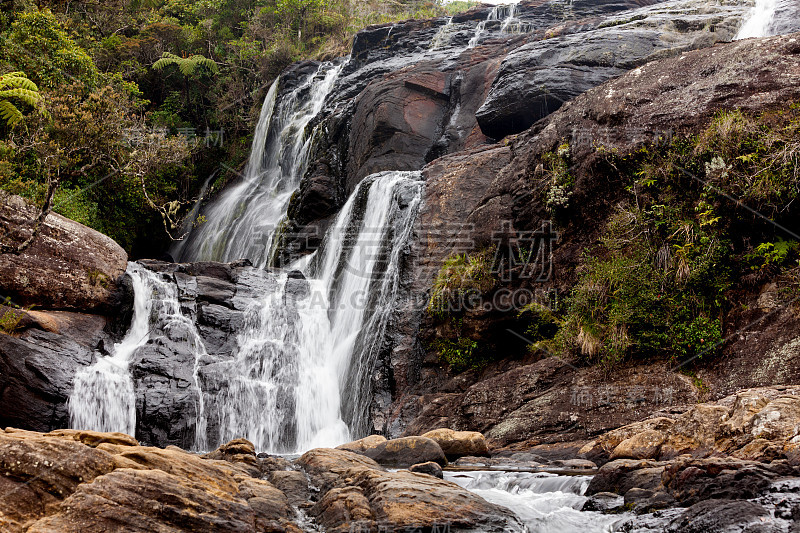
<box><xmin>0</xmin><ymin>192</ymin><xmax>127</xmax><ymax>312</ymax></box>
<box><xmin>421</xmin><ymin>428</ymin><xmax>489</xmax><ymax>459</ymax></box>
<box><xmin>0</xmin><ymin>431</ymin><xmax>302</xmax><ymax>532</ymax></box>
<box><xmin>335</xmin><ymin>434</ymin><xmax>387</xmax><ymax>453</ymax></box>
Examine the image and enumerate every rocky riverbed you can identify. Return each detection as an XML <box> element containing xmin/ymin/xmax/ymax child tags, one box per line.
<box><xmin>6</xmin><ymin>413</ymin><xmax>800</xmax><ymax>532</ymax></box>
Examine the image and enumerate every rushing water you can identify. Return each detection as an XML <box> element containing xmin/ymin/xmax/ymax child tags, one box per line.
<box><xmin>445</xmin><ymin>471</ymin><xmax>631</xmax><ymax>533</ymax></box>
<box><xmin>69</xmin><ymin>264</ymin><xmax>208</xmax><ymax>442</ymax></box>
<box><xmin>468</xmin><ymin>2</ymin><xmax>528</xmax><ymax>48</ymax></box>
<box><xmin>736</xmin><ymin>0</ymin><xmax>779</xmax><ymax>38</ymax></box>
<box><xmin>174</xmin><ymin>62</ymin><xmax>343</xmax><ymax>268</ymax></box>
<box><xmin>205</xmin><ymin>171</ymin><xmax>423</xmax><ymax>452</ymax></box>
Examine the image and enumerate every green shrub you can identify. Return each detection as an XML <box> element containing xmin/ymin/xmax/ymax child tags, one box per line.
<box><xmin>433</xmin><ymin>336</ymin><xmax>480</xmax><ymax>373</ymax></box>
<box><xmin>427</xmin><ymin>248</ymin><xmax>495</xmax><ymax>319</ymax></box>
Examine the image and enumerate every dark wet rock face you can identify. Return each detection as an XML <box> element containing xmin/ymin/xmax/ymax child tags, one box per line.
<box><xmin>0</xmin><ymin>323</ymin><xmax>101</xmax><ymax>433</ymax></box>
<box><xmin>475</xmin><ymin>0</ymin><xmax>745</xmax><ymax>138</ymax></box>
<box><xmin>280</xmin><ymin>0</ymin><xmax>751</xmax><ymax>262</ymax></box>
<box><xmin>385</xmin><ymin>31</ymin><xmax>800</xmax><ymax>442</ymax></box>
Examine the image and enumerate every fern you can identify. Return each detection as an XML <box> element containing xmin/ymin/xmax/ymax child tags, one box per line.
<box><xmin>0</xmin><ymin>72</ymin><xmax>43</xmax><ymax>127</ymax></box>
<box><xmin>0</xmin><ymin>101</ymin><xmax>23</xmax><ymax>127</ymax></box>
<box><xmin>152</xmin><ymin>52</ymin><xmax>219</xmax><ymax>76</ymax></box>
<box><xmin>0</xmin><ymin>72</ymin><xmax>38</xmax><ymax>92</ymax></box>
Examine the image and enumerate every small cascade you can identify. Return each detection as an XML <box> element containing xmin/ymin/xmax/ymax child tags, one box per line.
<box><xmin>69</xmin><ymin>264</ymin><xmax>209</xmax><ymax>446</ymax></box>
<box><xmin>175</xmin><ymin>62</ymin><xmax>343</xmax><ymax>268</ymax></box>
<box><xmin>468</xmin><ymin>5</ymin><xmax>501</xmax><ymax>48</ymax></box>
<box><xmin>446</xmin><ymin>471</ymin><xmax>630</xmax><ymax>533</ymax></box>
<box><xmin>200</xmin><ymin>171</ymin><xmax>423</xmax><ymax>453</ymax></box>
<box><xmin>736</xmin><ymin>0</ymin><xmax>779</xmax><ymax>39</ymax></box>
<box><xmin>468</xmin><ymin>3</ymin><xmax>527</xmax><ymax>48</ymax></box>
<box><xmin>430</xmin><ymin>17</ymin><xmax>455</xmax><ymax>50</ymax></box>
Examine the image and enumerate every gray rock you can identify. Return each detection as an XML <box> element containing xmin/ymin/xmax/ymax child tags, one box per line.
<box><xmin>582</xmin><ymin>492</ymin><xmax>624</xmax><ymax>512</ymax></box>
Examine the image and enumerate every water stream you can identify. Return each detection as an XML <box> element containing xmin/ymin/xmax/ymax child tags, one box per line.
<box><xmin>445</xmin><ymin>471</ymin><xmax>631</xmax><ymax>533</ymax></box>
<box><xmin>736</xmin><ymin>0</ymin><xmax>779</xmax><ymax>38</ymax></box>
<box><xmin>173</xmin><ymin>62</ymin><xmax>343</xmax><ymax>268</ymax></box>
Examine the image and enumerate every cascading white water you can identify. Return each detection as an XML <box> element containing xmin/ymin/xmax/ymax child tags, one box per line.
<box><xmin>203</xmin><ymin>171</ymin><xmax>423</xmax><ymax>452</ymax></box>
<box><xmin>309</xmin><ymin>171</ymin><xmax>424</xmax><ymax>441</ymax></box>
<box><xmin>468</xmin><ymin>2</ymin><xmax>526</xmax><ymax>48</ymax></box>
<box><xmin>174</xmin><ymin>62</ymin><xmax>343</xmax><ymax>268</ymax></box>
<box><xmin>430</xmin><ymin>17</ymin><xmax>455</xmax><ymax>50</ymax></box>
<box><xmin>736</xmin><ymin>0</ymin><xmax>779</xmax><ymax>39</ymax></box>
<box><xmin>445</xmin><ymin>471</ymin><xmax>630</xmax><ymax>533</ymax></box>
<box><xmin>469</xmin><ymin>5</ymin><xmax>501</xmax><ymax>48</ymax></box>
<box><xmin>69</xmin><ymin>264</ymin><xmax>209</xmax><ymax>445</ymax></box>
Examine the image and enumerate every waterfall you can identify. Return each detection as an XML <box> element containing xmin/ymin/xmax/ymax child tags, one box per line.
<box><xmin>735</xmin><ymin>0</ymin><xmax>778</xmax><ymax>39</ymax></box>
<box><xmin>69</xmin><ymin>264</ymin><xmax>208</xmax><ymax>444</ymax></box>
<box><xmin>468</xmin><ymin>2</ymin><xmax>526</xmax><ymax>48</ymax></box>
<box><xmin>174</xmin><ymin>62</ymin><xmax>343</xmax><ymax>268</ymax></box>
<box><xmin>430</xmin><ymin>17</ymin><xmax>455</xmax><ymax>50</ymax></box>
<box><xmin>202</xmin><ymin>171</ymin><xmax>423</xmax><ymax>452</ymax></box>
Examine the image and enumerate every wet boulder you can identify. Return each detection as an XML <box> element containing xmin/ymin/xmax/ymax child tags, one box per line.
<box><xmin>421</xmin><ymin>428</ymin><xmax>489</xmax><ymax>460</ymax></box>
<box><xmin>408</xmin><ymin>461</ymin><xmax>444</xmax><ymax>479</ymax></box>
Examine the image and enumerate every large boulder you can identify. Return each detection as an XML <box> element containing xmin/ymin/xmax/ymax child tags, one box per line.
<box><xmin>359</xmin><ymin>436</ymin><xmax>448</xmax><ymax>467</ymax></box>
<box><xmin>0</xmin><ymin>430</ymin><xmax>301</xmax><ymax>532</ymax></box>
<box><xmin>421</xmin><ymin>428</ymin><xmax>489</xmax><ymax>459</ymax></box>
<box><xmin>0</xmin><ymin>192</ymin><xmax>127</xmax><ymax>312</ymax></box>
<box><xmin>298</xmin><ymin>447</ymin><xmax>523</xmax><ymax>533</ymax></box>
<box><xmin>336</xmin><ymin>434</ymin><xmax>387</xmax><ymax>453</ymax></box>
<box><xmin>343</xmin><ymin>468</ymin><xmax>524</xmax><ymax>532</ymax></box>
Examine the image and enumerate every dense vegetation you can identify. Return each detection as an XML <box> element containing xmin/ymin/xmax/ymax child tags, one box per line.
<box><xmin>429</xmin><ymin>105</ymin><xmax>800</xmax><ymax>372</ymax></box>
<box><xmin>0</xmin><ymin>0</ymin><xmax>474</xmax><ymax>256</ymax></box>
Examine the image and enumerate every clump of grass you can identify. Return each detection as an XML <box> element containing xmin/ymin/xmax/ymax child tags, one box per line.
<box><xmin>427</xmin><ymin>248</ymin><xmax>495</xmax><ymax>319</ymax></box>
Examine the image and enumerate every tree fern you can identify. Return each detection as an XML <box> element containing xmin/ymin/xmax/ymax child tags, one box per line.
<box><xmin>0</xmin><ymin>72</ymin><xmax>43</xmax><ymax>128</ymax></box>
<box><xmin>152</xmin><ymin>52</ymin><xmax>219</xmax><ymax>76</ymax></box>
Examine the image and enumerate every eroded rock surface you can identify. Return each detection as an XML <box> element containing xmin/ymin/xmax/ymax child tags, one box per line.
<box><xmin>0</xmin><ymin>192</ymin><xmax>127</xmax><ymax>312</ymax></box>
<box><xmin>296</xmin><ymin>447</ymin><xmax>524</xmax><ymax>532</ymax></box>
